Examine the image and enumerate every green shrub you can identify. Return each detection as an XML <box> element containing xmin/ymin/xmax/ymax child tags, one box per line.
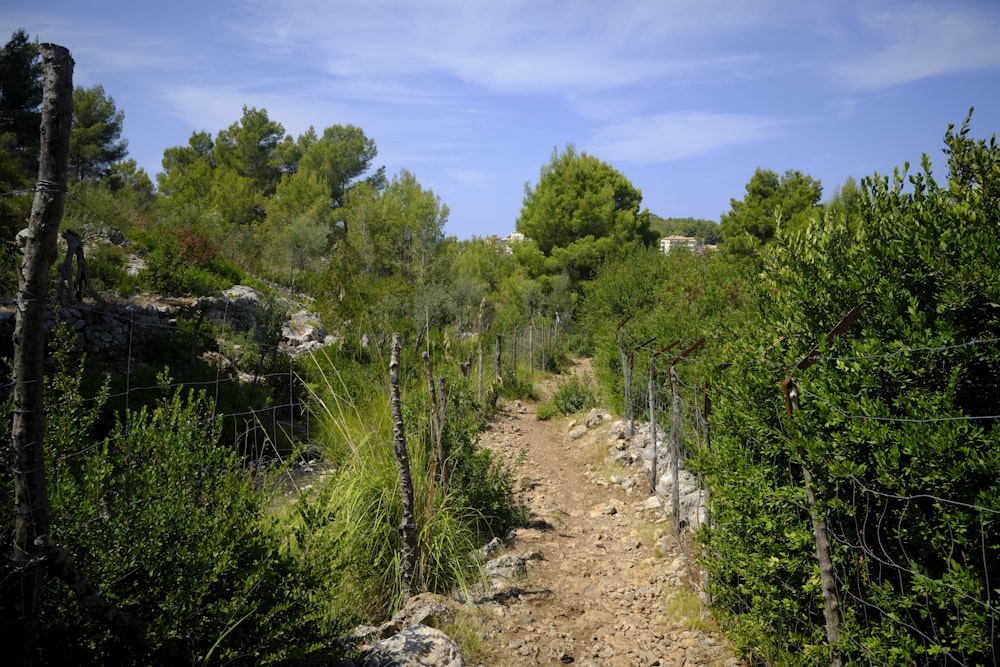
<box><xmin>537</xmin><ymin>374</ymin><xmax>596</xmax><ymax>420</ymax></box>
<box><xmin>86</xmin><ymin>242</ymin><xmax>132</xmax><ymax>296</ymax></box>
<box><xmin>2</xmin><ymin>335</ymin><xmax>330</xmax><ymax>664</ymax></box>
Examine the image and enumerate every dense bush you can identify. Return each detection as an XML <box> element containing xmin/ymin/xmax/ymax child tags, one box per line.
<box><xmin>537</xmin><ymin>374</ymin><xmax>597</xmax><ymax>420</ymax></box>
<box><xmin>2</xmin><ymin>333</ymin><xmax>329</xmax><ymax>664</ymax></box>
<box><xmin>697</xmin><ymin>114</ymin><xmax>1000</xmax><ymax>664</ymax></box>
<box><xmin>85</xmin><ymin>241</ymin><xmax>132</xmax><ymax>296</ymax></box>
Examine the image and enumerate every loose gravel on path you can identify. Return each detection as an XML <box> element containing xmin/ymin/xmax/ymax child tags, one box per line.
<box><xmin>469</xmin><ymin>362</ymin><xmax>741</xmax><ymax>667</ymax></box>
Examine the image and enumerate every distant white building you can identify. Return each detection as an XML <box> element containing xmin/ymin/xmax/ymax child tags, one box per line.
<box><xmin>486</xmin><ymin>231</ymin><xmax>527</xmax><ymax>256</ymax></box>
<box><xmin>659</xmin><ymin>235</ymin><xmax>704</xmax><ymax>254</ymax></box>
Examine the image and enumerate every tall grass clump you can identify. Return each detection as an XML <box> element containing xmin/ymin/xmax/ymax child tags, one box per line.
<box><xmin>300</xmin><ymin>347</ymin><xmax>511</xmax><ymax>630</ymax></box>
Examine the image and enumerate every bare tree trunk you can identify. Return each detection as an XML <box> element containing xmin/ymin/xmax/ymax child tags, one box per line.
<box><xmin>55</xmin><ymin>229</ymin><xmax>106</xmax><ymax>304</ymax></box>
<box><xmin>9</xmin><ymin>44</ymin><xmax>74</xmax><ymax>657</ymax></box>
<box><xmin>477</xmin><ymin>341</ymin><xmax>483</xmax><ymax>403</ymax></box>
<box><xmin>494</xmin><ymin>334</ymin><xmax>502</xmax><ymax>383</ymax></box>
<box><xmin>626</xmin><ymin>350</ymin><xmax>636</xmax><ymax>436</ymax></box>
<box><xmin>389</xmin><ymin>334</ymin><xmax>418</xmax><ymax>598</ymax></box>
<box><xmin>511</xmin><ymin>327</ymin><xmax>518</xmax><ymax>383</ymax></box>
<box><xmin>528</xmin><ymin>314</ymin><xmax>534</xmax><ymax>381</ymax></box>
<box><xmin>421</xmin><ymin>350</ymin><xmax>441</xmax><ymax>475</ymax></box>
<box><xmin>786</xmin><ymin>378</ymin><xmax>843</xmax><ymax>666</ymax></box>
<box><xmin>669</xmin><ymin>366</ymin><xmax>682</xmax><ymax>536</ymax></box>
<box><xmin>647</xmin><ymin>358</ymin><xmax>657</xmax><ymax>492</ymax></box>
<box><xmin>436</xmin><ymin>375</ymin><xmax>448</xmax><ymax>493</ymax></box>
<box><xmin>798</xmin><ymin>454</ymin><xmax>843</xmax><ymax>667</ymax></box>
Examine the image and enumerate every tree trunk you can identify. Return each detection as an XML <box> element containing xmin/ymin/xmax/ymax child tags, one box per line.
<box><xmin>389</xmin><ymin>334</ymin><xmax>418</xmax><ymax>598</ymax></box>
<box><xmin>436</xmin><ymin>375</ymin><xmax>448</xmax><ymax>493</ymax></box>
<box><xmin>9</xmin><ymin>43</ymin><xmax>74</xmax><ymax>657</ymax></box>
<box><xmin>494</xmin><ymin>334</ymin><xmax>502</xmax><ymax>383</ymax></box>
<box><xmin>798</xmin><ymin>448</ymin><xmax>843</xmax><ymax>667</ymax></box>
<box><xmin>477</xmin><ymin>341</ymin><xmax>483</xmax><ymax>403</ymax></box>
<box><xmin>647</xmin><ymin>358</ymin><xmax>657</xmax><ymax>492</ymax></box>
<box><xmin>421</xmin><ymin>350</ymin><xmax>441</xmax><ymax>476</ymax></box>
<box><xmin>511</xmin><ymin>328</ymin><xmax>518</xmax><ymax>383</ymax></box>
<box><xmin>528</xmin><ymin>315</ymin><xmax>534</xmax><ymax>382</ymax></box>
<box><xmin>615</xmin><ymin>327</ymin><xmax>632</xmax><ymax>436</ymax></box>
<box><xmin>627</xmin><ymin>349</ymin><xmax>636</xmax><ymax>436</ymax></box>
<box><xmin>669</xmin><ymin>366</ymin><xmax>681</xmax><ymax>536</ymax></box>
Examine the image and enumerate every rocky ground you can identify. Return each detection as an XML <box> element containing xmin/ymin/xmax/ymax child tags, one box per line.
<box><xmin>465</xmin><ymin>360</ymin><xmax>741</xmax><ymax>667</ymax></box>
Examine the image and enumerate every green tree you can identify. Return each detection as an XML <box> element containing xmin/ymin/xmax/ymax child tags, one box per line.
<box><xmin>648</xmin><ymin>214</ymin><xmax>722</xmax><ymax>244</ymax></box>
<box><xmin>69</xmin><ymin>85</ymin><xmax>128</xmax><ymax>182</ymax></box>
<box><xmin>823</xmin><ymin>175</ymin><xmax>863</xmax><ymax>232</ymax></box>
<box><xmin>516</xmin><ymin>145</ymin><xmax>654</xmax><ymax>282</ymax></box>
<box><xmin>214</xmin><ymin>105</ymin><xmax>285</xmax><ymax>196</ymax></box>
<box><xmin>157</xmin><ymin>130</ymin><xmax>216</xmax><ymax>205</ymax></box>
<box><xmin>298</xmin><ymin>124</ymin><xmax>381</xmax><ymax>231</ymax></box>
<box><xmin>0</xmin><ymin>29</ymin><xmax>42</xmax><ymax>239</ymax></box>
<box><xmin>329</xmin><ymin>169</ymin><xmax>448</xmax><ymax>331</ymax></box>
<box><xmin>719</xmin><ymin>167</ymin><xmax>822</xmax><ymax>254</ymax></box>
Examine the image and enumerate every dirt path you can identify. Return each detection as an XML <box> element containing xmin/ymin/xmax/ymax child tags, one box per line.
<box><xmin>469</xmin><ymin>360</ymin><xmax>739</xmax><ymax>667</ymax></box>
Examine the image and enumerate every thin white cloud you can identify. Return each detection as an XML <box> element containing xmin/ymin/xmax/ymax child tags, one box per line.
<box><xmin>830</xmin><ymin>4</ymin><xmax>1000</xmax><ymax>90</ymax></box>
<box><xmin>232</xmin><ymin>0</ymin><xmax>786</xmax><ymax>96</ymax></box>
<box><xmin>589</xmin><ymin>112</ymin><xmax>787</xmax><ymax>162</ymax></box>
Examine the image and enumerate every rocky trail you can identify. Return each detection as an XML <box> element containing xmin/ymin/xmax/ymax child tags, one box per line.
<box><xmin>466</xmin><ymin>360</ymin><xmax>740</xmax><ymax>667</ymax></box>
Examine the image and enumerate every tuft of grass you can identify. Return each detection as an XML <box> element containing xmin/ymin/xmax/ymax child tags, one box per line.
<box><xmin>440</xmin><ymin>607</ymin><xmax>491</xmax><ymax>663</ymax></box>
<box><xmin>663</xmin><ymin>588</ymin><xmax>719</xmax><ymax>634</ymax></box>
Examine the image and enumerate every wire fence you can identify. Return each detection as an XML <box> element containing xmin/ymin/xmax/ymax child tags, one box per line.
<box><xmin>611</xmin><ymin>322</ymin><xmax>1000</xmax><ymax>666</ymax></box>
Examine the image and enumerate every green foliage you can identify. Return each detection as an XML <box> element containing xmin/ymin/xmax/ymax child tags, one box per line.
<box><xmin>537</xmin><ymin>374</ymin><xmax>597</xmax><ymax>420</ymax></box>
<box><xmin>297</xmin><ymin>123</ymin><xmax>380</xmax><ymax>211</ymax></box>
<box><xmin>326</xmin><ymin>170</ymin><xmax>450</xmax><ymax>333</ymax></box>
<box><xmin>516</xmin><ymin>144</ymin><xmax>655</xmax><ymax>284</ymax></box>
<box><xmin>581</xmin><ymin>244</ymin><xmax>746</xmax><ymax>409</ymax></box>
<box><xmin>1</xmin><ymin>333</ymin><xmax>328</xmax><ymax>664</ymax></box>
<box><xmin>0</xmin><ymin>29</ymin><xmax>41</xmax><ymax>239</ymax></box>
<box><xmin>137</xmin><ymin>227</ymin><xmax>242</xmax><ymax>296</ymax></box>
<box><xmin>85</xmin><ymin>241</ymin><xmax>132</xmax><ymax>296</ymax></box>
<box><xmin>649</xmin><ymin>214</ymin><xmax>722</xmax><ymax>244</ymax></box>
<box><xmin>69</xmin><ymin>84</ymin><xmax>128</xmax><ymax>183</ymax></box>
<box><xmin>719</xmin><ymin>167</ymin><xmax>822</xmax><ymax>255</ymax></box>
<box><xmin>214</xmin><ymin>105</ymin><xmax>285</xmax><ymax>195</ymax></box>
<box><xmin>697</xmin><ymin>112</ymin><xmax>1000</xmax><ymax>664</ymax></box>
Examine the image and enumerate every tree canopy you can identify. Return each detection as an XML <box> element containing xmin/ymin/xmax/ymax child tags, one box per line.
<box><xmin>648</xmin><ymin>214</ymin><xmax>721</xmax><ymax>244</ymax></box>
<box><xmin>0</xmin><ymin>29</ymin><xmax>42</xmax><ymax>239</ymax></box>
<box><xmin>516</xmin><ymin>145</ymin><xmax>655</xmax><ymax>283</ymax></box>
<box><xmin>719</xmin><ymin>167</ymin><xmax>822</xmax><ymax>254</ymax></box>
<box><xmin>69</xmin><ymin>85</ymin><xmax>128</xmax><ymax>183</ymax></box>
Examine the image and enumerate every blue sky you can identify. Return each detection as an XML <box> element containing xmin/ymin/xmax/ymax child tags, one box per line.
<box><xmin>4</xmin><ymin>0</ymin><xmax>1000</xmax><ymax>240</ymax></box>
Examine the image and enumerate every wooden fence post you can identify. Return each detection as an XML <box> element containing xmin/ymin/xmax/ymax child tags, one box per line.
<box><xmin>781</xmin><ymin>307</ymin><xmax>859</xmax><ymax>667</ymax></box>
<box><xmin>615</xmin><ymin>316</ymin><xmax>632</xmax><ymax>435</ymax></box>
<box><xmin>528</xmin><ymin>313</ymin><xmax>534</xmax><ymax>381</ymax></box>
<box><xmin>389</xmin><ymin>334</ymin><xmax>418</xmax><ymax>598</ymax></box>
<box><xmin>9</xmin><ymin>43</ymin><xmax>74</xmax><ymax>654</ymax></box>
<box><xmin>647</xmin><ymin>342</ymin><xmax>679</xmax><ymax>493</ymax></box>
<box><xmin>669</xmin><ymin>366</ymin><xmax>682</xmax><ymax>535</ymax></box>
<box><xmin>494</xmin><ymin>334</ymin><xmax>502</xmax><ymax>383</ymax></box>
<box><xmin>477</xmin><ymin>341</ymin><xmax>483</xmax><ymax>403</ymax></box>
